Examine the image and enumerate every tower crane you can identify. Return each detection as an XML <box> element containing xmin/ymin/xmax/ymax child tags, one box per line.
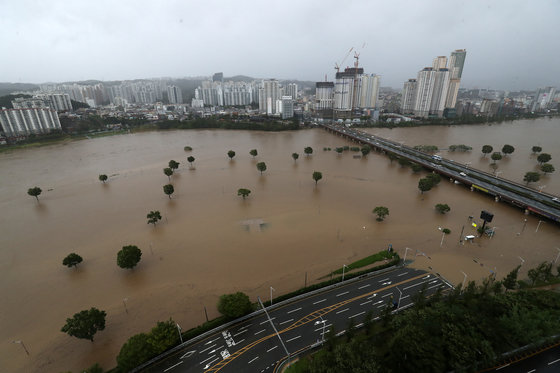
<box><xmin>334</xmin><ymin>47</ymin><xmax>354</xmax><ymax>73</ymax></box>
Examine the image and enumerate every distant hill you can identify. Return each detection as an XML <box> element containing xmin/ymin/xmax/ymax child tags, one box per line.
<box><xmin>0</xmin><ymin>83</ymin><xmax>38</xmax><ymax>97</ymax></box>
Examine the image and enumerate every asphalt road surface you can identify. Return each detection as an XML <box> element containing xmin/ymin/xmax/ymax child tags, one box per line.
<box><xmin>142</xmin><ymin>267</ymin><xmax>450</xmax><ymax>373</ymax></box>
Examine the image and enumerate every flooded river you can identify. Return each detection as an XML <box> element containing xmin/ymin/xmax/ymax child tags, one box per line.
<box><xmin>1</xmin><ymin>118</ymin><xmax>559</xmax><ymax>372</ymax></box>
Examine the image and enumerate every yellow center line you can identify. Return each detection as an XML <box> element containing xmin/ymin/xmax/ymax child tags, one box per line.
<box><xmin>204</xmin><ymin>272</ymin><xmax>429</xmax><ymax>372</ymax></box>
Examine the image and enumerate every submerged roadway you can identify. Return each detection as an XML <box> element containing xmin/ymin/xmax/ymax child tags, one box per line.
<box><xmin>142</xmin><ymin>267</ymin><xmax>451</xmax><ymax>373</ymax></box>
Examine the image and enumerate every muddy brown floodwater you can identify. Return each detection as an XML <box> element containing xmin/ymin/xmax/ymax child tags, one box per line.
<box><xmin>1</xmin><ymin>118</ymin><xmax>559</xmax><ymax>372</ymax></box>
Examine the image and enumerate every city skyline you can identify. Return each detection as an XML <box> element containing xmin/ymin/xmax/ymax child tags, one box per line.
<box><xmin>1</xmin><ymin>0</ymin><xmax>559</xmax><ymax>91</ymax></box>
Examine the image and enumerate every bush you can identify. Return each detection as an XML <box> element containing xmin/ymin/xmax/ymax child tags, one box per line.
<box><xmin>218</xmin><ymin>292</ymin><xmax>253</xmax><ymax>319</ymax></box>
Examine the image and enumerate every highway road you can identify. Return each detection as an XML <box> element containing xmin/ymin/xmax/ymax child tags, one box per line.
<box><xmin>321</xmin><ymin>123</ymin><xmax>560</xmax><ymax>223</ymax></box>
<box><xmin>142</xmin><ymin>267</ymin><xmax>451</xmax><ymax>373</ymax></box>
<box><xmin>490</xmin><ymin>343</ymin><xmax>560</xmax><ymax>373</ymax></box>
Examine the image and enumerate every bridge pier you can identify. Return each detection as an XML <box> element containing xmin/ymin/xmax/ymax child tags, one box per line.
<box><xmin>495</xmin><ymin>196</ymin><xmax>500</xmax><ymax>202</ymax></box>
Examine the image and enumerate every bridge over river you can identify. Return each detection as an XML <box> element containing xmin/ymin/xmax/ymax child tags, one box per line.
<box><xmin>320</xmin><ymin>123</ymin><xmax>560</xmax><ymax>224</ymax></box>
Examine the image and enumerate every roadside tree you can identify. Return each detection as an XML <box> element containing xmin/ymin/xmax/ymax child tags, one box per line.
<box><xmin>503</xmin><ymin>265</ymin><xmax>521</xmax><ymax>291</ymax></box>
<box><xmin>116</xmin><ymin>333</ymin><xmax>156</xmax><ymax>373</ymax></box>
<box><xmin>218</xmin><ymin>292</ymin><xmax>252</xmax><ymax>319</ymax></box>
<box><xmin>147</xmin><ymin>319</ymin><xmax>180</xmax><ymax>354</ymax></box>
<box><xmin>27</xmin><ymin>186</ymin><xmax>42</xmax><ymax>202</ymax></box>
<box><xmin>523</xmin><ymin>171</ymin><xmax>540</xmax><ymax>185</ymax></box>
<box><xmin>117</xmin><ymin>245</ymin><xmax>142</xmax><ymax>269</ymax></box>
<box><xmin>418</xmin><ymin>178</ymin><xmax>433</xmax><ymax>194</ymax></box>
<box><xmin>61</xmin><ymin>307</ymin><xmax>106</xmax><ymax>341</ymax></box>
<box><xmin>373</xmin><ymin>206</ymin><xmax>389</xmax><ymax>221</ymax></box>
<box><xmin>163</xmin><ymin>184</ymin><xmax>174</xmax><ymax>199</ymax></box>
<box><xmin>425</xmin><ymin>173</ymin><xmax>442</xmax><ymax>186</ymax></box>
<box><xmin>411</xmin><ymin>163</ymin><xmax>423</xmax><ymax>173</ymax></box>
<box><xmin>62</xmin><ymin>253</ymin><xmax>83</xmax><ymax>269</ymax></box>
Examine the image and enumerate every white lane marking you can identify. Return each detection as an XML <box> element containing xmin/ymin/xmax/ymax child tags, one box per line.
<box><xmin>236</xmin><ymin>339</ymin><xmax>245</xmax><ymax>344</ymax></box>
<box><xmin>422</xmin><ymin>275</ymin><xmax>431</xmax><ymax>279</ymax></box>
<box><xmin>373</xmin><ymin>300</ymin><xmax>384</xmax><ymax>305</ymax></box>
<box><xmin>356</xmin><ymin>323</ymin><xmax>363</xmax><ymax>328</ymax></box>
<box><xmin>234</xmin><ymin>329</ymin><xmax>248</xmax><ymax>337</ymax></box>
<box><xmin>200</xmin><ymin>355</ymin><xmax>217</xmax><ymax>365</ymax></box>
<box><xmin>336</xmin><ymin>308</ymin><xmax>349</xmax><ymax>314</ymax></box>
<box><xmin>527</xmin><ymin>370</ymin><xmax>536</xmax><ymax>373</ymax></box>
<box><xmin>401</xmin><ymin>295</ymin><xmax>410</xmax><ymax>300</ymax></box>
<box><xmin>279</xmin><ymin>319</ymin><xmax>293</xmax><ymax>325</ymax></box>
<box><xmin>428</xmin><ymin>283</ymin><xmax>442</xmax><ymax>290</ymax></box>
<box><xmin>360</xmin><ymin>300</ymin><xmax>372</xmax><ymax>306</ymax></box>
<box><xmin>267</xmin><ymin>346</ymin><xmax>278</xmax><ymax>352</ymax></box>
<box><xmin>180</xmin><ymin>350</ymin><xmax>196</xmax><ymax>359</ymax></box>
<box><xmin>248</xmin><ymin>356</ymin><xmax>259</xmax><ymax>364</ymax></box>
<box><xmin>313</xmin><ymin>299</ymin><xmax>326</xmax><ymax>305</ymax></box>
<box><xmin>548</xmin><ymin>358</ymin><xmax>560</xmax><ymax>365</ymax></box>
<box><xmin>382</xmin><ymin>293</ymin><xmax>393</xmax><ymax>298</ymax></box>
<box><xmin>367</xmin><ymin>293</ymin><xmax>378</xmax><ymax>299</ymax></box>
<box><xmin>287</xmin><ymin>307</ymin><xmax>302</xmax><ymax>314</ymax></box>
<box><xmin>164</xmin><ymin>361</ymin><xmax>183</xmax><ymax>372</ymax></box>
<box><xmin>336</xmin><ymin>291</ymin><xmax>349</xmax><ymax>297</ymax></box>
<box><xmin>200</xmin><ymin>344</ymin><xmax>216</xmax><ymax>354</ymax></box>
<box><xmin>358</xmin><ymin>284</ymin><xmax>370</xmax><ymax>289</ymax></box>
<box><xmin>496</xmin><ymin>363</ymin><xmax>510</xmax><ymax>370</ymax></box>
<box><xmin>203</xmin><ymin>357</ymin><xmax>219</xmax><ymax>369</ymax></box>
<box><xmin>255</xmin><ymin>329</ymin><xmax>266</xmax><ymax>335</ymax></box>
<box><xmin>377</xmin><ymin>305</ymin><xmax>385</xmax><ymax>309</ymax></box>
<box><xmin>205</xmin><ymin>337</ymin><xmax>220</xmax><ymax>345</ymax></box>
<box><xmin>349</xmin><ymin>311</ymin><xmax>365</xmax><ymax>319</ymax></box>
<box><xmin>397</xmin><ymin>272</ymin><xmax>408</xmax><ymax>276</ymax></box>
<box><xmin>378</xmin><ymin>278</ymin><xmax>389</xmax><ymax>282</ymax></box>
<box><xmin>404</xmin><ymin>281</ymin><xmax>427</xmax><ymax>291</ymax></box>
<box><xmin>429</xmin><ymin>280</ymin><xmax>438</xmax><ymax>284</ymax></box>
<box><xmin>286</xmin><ymin>335</ymin><xmax>301</xmax><ymax>343</ymax></box>
<box><xmin>260</xmin><ymin>317</ymin><xmax>275</xmax><ymax>325</ymax></box>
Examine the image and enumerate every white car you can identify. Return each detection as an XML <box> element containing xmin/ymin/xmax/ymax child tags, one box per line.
<box><xmin>459</xmin><ymin>172</ymin><xmax>467</xmax><ymax>177</ymax></box>
<box><xmin>553</xmin><ymin>197</ymin><xmax>560</xmax><ymax>203</ymax></box>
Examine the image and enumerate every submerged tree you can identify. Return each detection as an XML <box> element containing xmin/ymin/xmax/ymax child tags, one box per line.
<box><xmin>168</xmin><ymin>160</ymin><xmax>180</xmax><ymax>172</ymax></box>
<box><xmin>256</xmin><ymin>162</ymin><xmax>267</xmax><ymax>175</ymax></box>
<box><xmin>187</xmin><ymin>156</ymin><xmax>195</xmax><ymax>166</ymax></box>
<box><xmin>117</xmin><ymin>245</ymin><xmax>142</xmax><ymax>269</ymax></box>
<box><xmin>146</xmin><ymin>210</ymin><xmax>162</xmax><ymax>226</ymax></box>
<box><xmin>237</xmin><ymin>188</ymin><xmax>251</xmax><ymax>199</ymax></box>
<box><xmin>61</xmin><ymin>307</ymin><xmax>106</xmax><ymax>342</ymax></box>
<box><xmin>541</xmin><ymin>163</ymin><xmax>555</xmax><ymax>175</ymax></box>
<box><xmin>531</xmin><ymin>146</ymin><xmax>542</xmax><ymax>154</ymax></box>
<box><xmin>491</xmin><ymin>152</ymin><xmax>502</xmax><ymax>164</ymax></box>
<box><xmin>312</xmin><ymin>171</ymin><xmax>323</xmax><ymax>186</ymax></box>
<box><xmin>27</xmin><ymin>186</ymin><xmax>42</xmax><ymax>202</ymax></box>
<box><xmin>537</xmin><ymin>153</ymin><xmax>552</xmax><ymax>164</ymax></box>
<box><xmin>62</xmin><ymin>253</ymin><xmax>83</xmax><ymax>269</ymax></box>
<box><xmin>523</xmin><ymin>171</ymin><xmax>540</xmax><ymax>185</ymax></box>
<box><xmin>163</xmin><ymin>184</ymin><xmax>174</xmax><ymax>199</ymax></box>
<box><xmin>227</xmin><ymin>150</ymin><xmax>236</xmax><ymax>159</ymax></box>
<box><xmin>292</xmin><ymin>152</ymin><xmax>299</xmax><ymax>163</ymax></box>
<box><xmin>163</xmin><ymin>167</ymin><xmax>173</xmax><ymax>181</ymax></box>
<box><xmin>304</xmin><ymin>146</ymin><xmax>313</xmax><ymax>156</ymax></box>
<box><xmin>481</xmin><ymin>145</ymin><xmax>493</xmax><ymax>157</ymax></box>
<box><xmin>249</xmin><ymin>149</ymin><xmax>258</xmax><ymax>158</ymax></box>
<box><xmin>435</xmin><ymin>203</ymin><xmax>451</xmax><ymax>214</ymax></box>
<box><xmin>501</xmin><ymin>144</ymin><xmax>515</xmax><ymax>156</ymax></box>
<box><xmin>98</xmin><ymin>174</ymin><xmax>108</xmax><ymax>183</ymax></box>
<box><xmin>372</xmin><ymin>206</ymin><xmax>389</xmax><ymax>221</ymax></box>
<box><xmin>418</xmin><ymin>178</ymin><xmax>433</xmax><ymax>194</ymax></box>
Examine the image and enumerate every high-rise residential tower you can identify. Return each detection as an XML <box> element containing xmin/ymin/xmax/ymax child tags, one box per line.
<box><xmin>167</xmin><ymin>86</ymin><xmax>183</xmax><ymax>104</ymax></box>
<box><xmin>400</xmin><ymin>79</ymin><xmax>417</xmax><ymax>114</ymax></box>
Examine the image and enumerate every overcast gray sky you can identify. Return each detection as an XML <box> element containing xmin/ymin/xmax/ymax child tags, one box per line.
<box><xmin>1</xmin><ymin>0</ymin><xmax>558</xmax><ymax>90</ymax></box>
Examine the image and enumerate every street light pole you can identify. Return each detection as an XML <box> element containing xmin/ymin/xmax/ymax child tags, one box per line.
<box><xmin>270</xmin><ymin>287</ymin><xmax>275</xmax><ymax>306</ymax></box>
<box><xmin>258</xmin><ymin>297</ymin><xmax>290</xmax><ymax>363</ymax></box>
<box><xmin>123</xmin><ymin>298</ymin><xmax>128</xmax><ymax>314</ymax></box>
<box><xmin>12</xmin><ymin>340</ymin><xmax>29</xmax><ymax>356</ymax></box>
<box><xmin>460</xmin><ymin>271</ymin><xmax>467</xmax><ymax>291</ymax></box>
<box><xmin>341</xmin><ymin>264</ymin><xmax>348</xmax><ymax>282</ymax></box>
<box><xmin>176</xmin><ymin>323</ymin><xmax>183</xmax><ymax>344</ymax></box>
<box><xmin>518</xmin><ymin>256</ymin><xmax>525</xmax><ymax>267</ymax></box>
<box><xmin>536</xmin><ymin>220</ymin><xmax>545</xmax><ymax>233</ymax></box>
<box><xmin>396</xmin><ymin>287</ymin><xmax>402</xmax><ymax>309</ymax></box>
<box><xmin>403</xmin><ymin>247</ymin><xmax>411</xmax><ymax>266</ymax></box>
<box><xmin>554</xmin><ymin>248</ymin><xmax>560</xmax><ymax>264</ymax></box>
<box><xmin>521</xmin><ymin>218</ymin><xmax>528</xmax><ymax>233</ymax></box>
<box><xmin>314</xmin><ymin>316</ymin><xmax>327</xmax><ymax>344</ymax></box>
<box><xmin>490</xmin><ymin>226</ymin><xmax>498</xmax><ymax>240</ymax></box>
